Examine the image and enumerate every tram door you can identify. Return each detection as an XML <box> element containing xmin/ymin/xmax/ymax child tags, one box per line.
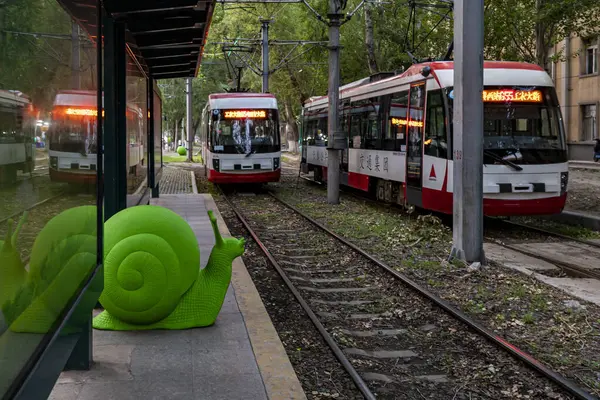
<box><xmin>405</xmin><ymin>82</ymin><xmax>426</xmax><ymax>207</ymax></box>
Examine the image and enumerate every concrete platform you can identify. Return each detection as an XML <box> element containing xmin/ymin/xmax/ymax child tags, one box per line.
<box><xmin>545</xmin><ymin>209</ymin><xmax>600</xmax><ymax>232</ymax></box>
<box><xmin>485</xmin><ymin>243</ymin><xmax>600</xmax><ymax>306</ymax></box>
<box><xmin>50</xmin><ymin>194</ymin><xmax>306</xmax><ymax>400</ymax></box>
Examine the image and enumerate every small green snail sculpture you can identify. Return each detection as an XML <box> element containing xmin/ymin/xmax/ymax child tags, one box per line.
<box><xmin>2</xmin><ymin>206</ymin><xmax>97</xmax><ymax>333</ymax></box>
<box><xmin>0</xmin><ymin>212</ymin><xmax>29</xmax><ymax>307</ymax></box>
<box><xmin>93</xmin><ymin>205</ymin><xmax>245</xmax><ymax>330</ymax></box>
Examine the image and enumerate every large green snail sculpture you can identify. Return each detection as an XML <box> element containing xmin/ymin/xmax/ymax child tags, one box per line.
<box><xmin>2</xmin><ymin>206</ymin><xmax>97</xmax><ymax>333</ymax></box>
<box><xmin>0</xmin><ymin>212</ymin><xmax>29</xmax><ymax>307</ymax></box>
<box><xmin>0</xmin><ymin>203</ymin><xmax>242</xmax><ymax>333</ymax></box>
<box><xmin>93</xmin><ymin>205</ymin><xmax>245</xmax><ymax>330</ymax></box>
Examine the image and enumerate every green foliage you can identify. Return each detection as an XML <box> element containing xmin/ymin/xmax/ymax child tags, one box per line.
<box><xmin>158</xmin><ymin>0</ymin><xmax>599</xmax><ymax>139</ymax></box>
<box><xmin>0</xmin><ymin>0</ymin><xmax>96</xmax><ymax>110</ymax></box>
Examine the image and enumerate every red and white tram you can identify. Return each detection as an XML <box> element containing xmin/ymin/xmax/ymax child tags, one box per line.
<box><xmin>48</xmin><ymin>90</ymin><xmax>145</xmax><ymax>184</ymax></box>
<box><xmin>301</xmin><ymin>61</ymin><xmax>569</xmax><ymax>216</ymax></box>
<box><xmin>200</xmin><ymin>92</ymin><xmax>281</xmax><ymax>184</ymax></box>
<box><xmin>0</xmin><ymin>90</ymin><xmax>35</xmax><ymax>184</ymax></box>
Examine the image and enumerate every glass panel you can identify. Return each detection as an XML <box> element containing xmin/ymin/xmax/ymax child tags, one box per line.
<box><xmin>446</xmin><ymin>86</ymin><xmax>567</xmax><ymax>164</ymax></box>
<box><xmin>0</xmin><ymin>0</ymin><xmax>98</xmax><ymax>396</ymax></box>
<box><xmin>210</xmin><ymin>109</ymin><xmax>279</xmax><ymax>154</ymax></box>
<box><xmin>406</xmin><ymin>84</ymin><xmax>425</xmax><ymax>186</ymax></box>
<box><xmin>125</xmin><ymin>53</ymin><xmax>148</xmax><ymax>205</ymax></box>
<box><xmin>389</xmin><ymin>90</ymin><xmax>409</xmax><ymax>151</ymax></box>
<box><xmin>424</xmin><ymin>90</ymin><xmax>448</xmax><ymax>158</ymax></box>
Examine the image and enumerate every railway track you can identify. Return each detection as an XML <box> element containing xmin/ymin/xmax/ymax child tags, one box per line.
<box><xmin>291</xmin><ymin>165</ymin><xmax>600</xmax><ymax>282</ymax></box>
<box><xmin>485</xmin><ymin>219</ymin><xmax>600</xmax><ymax>280</ymax></box>
<box><xmin>220</xmin><ymin>187</ymin><xmax>595</xmax><ymax>400</ymax></box>
<box><xmin>0</xmin><ymin>192</ymin><xmax>66</xmax><ymax>225</ymax></box>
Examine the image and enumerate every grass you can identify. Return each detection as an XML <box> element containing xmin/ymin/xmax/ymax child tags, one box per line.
<box><xmin>163</xmin><ymin>155</ymin><xmax>202</xmax><ymax>163</ymax></box>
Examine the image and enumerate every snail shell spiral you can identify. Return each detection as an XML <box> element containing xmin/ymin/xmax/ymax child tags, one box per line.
<box><xmin>100</xmin><ymin>205</ymin><xmax>199</xmax><ymax>325</ymax></box>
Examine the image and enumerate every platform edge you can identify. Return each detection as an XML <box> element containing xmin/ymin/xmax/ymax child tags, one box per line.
<box><xmin>203</xmin><ymin>194</ymin><xmax>308</xmax><ymax>400</ymax></box>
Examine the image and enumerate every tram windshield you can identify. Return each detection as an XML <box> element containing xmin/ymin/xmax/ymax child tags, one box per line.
<box><xmin>211</xmin><ymin>109</ymin><xmax>280</xmax><ymax>154</ymax></box>
<box><xmin>447</xmin><ymin>86</ymin><xmax>567</xmax><ymax>164</ymax></box>
<box><xmin>48</xmin><ymin>108</ymin><xmax>98</xmax><ymax>154</ymax></box>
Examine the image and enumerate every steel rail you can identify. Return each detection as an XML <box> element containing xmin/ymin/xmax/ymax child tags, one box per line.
<box><xmin>0</xmin><ymin>192</ymin><xmax>65</xmax><ymax>225</ymax></box>
<box><xmin>220</xmin><ymin>190</ymin><xmax>377</xmax><ymax>400</ymax></box>
<box><xmin>486</xmin><ymin>237</ymin><xmax>600</xmax><ymax>280</ymax></box>
<box><xmin>268</xmin><ymin>192</ymin><xmax>597</xmax><ymax>400</ymax></box>
<box><xmin>491</xmin><ymin>217</ymin><xmax>600</xmax><ymax>250</ymax></box>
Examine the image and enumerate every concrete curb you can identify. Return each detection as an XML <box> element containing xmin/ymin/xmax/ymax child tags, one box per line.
<box><xmin>203</xmin><ymin>194</ymin><xmax>307</xmax><ymax>400</ymax></box>
<box><xmin>544</xmin><ymin>210</ymin><xmax>600</xmax><ymax>231</ymax></box>
<box><xmin>190</xmin><ymin>171</ymin><xmax>198</xmax><ymax>194</ymax></box>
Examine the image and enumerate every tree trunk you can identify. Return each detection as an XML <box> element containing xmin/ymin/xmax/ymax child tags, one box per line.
<box><xmin>365</xmin><ymin>3</ymin><xmax>378</xmax><ymax>74</ymax></box>
<box><xmin>535</xmin><ymin>0</ymin><xmax>547</xmax><ymax>67</ymax></box>
<box><xmin>174</xmin><ymin>118</ymin><xmax>179</xmax><ymax>150</ymax></box>
<box><xmin>284</xmin><ymin>100</ymin><xmax>299</xmax><ymax>153</ymax></box>
<box><xmin>285</xmin><ymin>66</ymin><xmax>308</xmax><ymax>105</ymax></box>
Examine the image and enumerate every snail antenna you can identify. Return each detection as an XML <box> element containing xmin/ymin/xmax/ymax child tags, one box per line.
<box><xmin>207</xmin><ymin>210</ymin><xmax>224</xmax><ymax>247</ymax></box>
<box><xmin>3</xmin><ymin>219</ymin><xmax>14</xmax><ymax>249</ymax></box>
<box><xmin>12</xmin><ymin>212</ymin><xmax>28</xmax><ymax>247</ymax></box>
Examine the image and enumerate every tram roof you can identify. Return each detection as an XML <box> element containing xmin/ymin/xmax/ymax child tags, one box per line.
<box><xmin>208</xmin><ymin>92</ymin><xmax>278</xmax><ymax>110</ymax></box>
<box><xmin>58</xmin><ymin>0</ymin><xmax>214</xmax><ymax>79</ymax></box>
<box><xmin>304</xmin><ymin>60</ymin><xmax>550</xmax><ymax>109</ymax></box>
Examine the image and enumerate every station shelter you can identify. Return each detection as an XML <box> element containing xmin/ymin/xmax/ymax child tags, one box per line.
<box><xmin>0</xmin><ymin>0</ymin><xmax>214</xmax><ymax>398</ymax></box>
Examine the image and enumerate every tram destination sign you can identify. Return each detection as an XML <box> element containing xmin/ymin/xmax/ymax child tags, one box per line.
<box><xmin>482</xmin><ymin>89</ymin><xmax>543</xmax><ymax>103</ymax></box>
<box><xmin>223</xmin><ymin>110</ymin><xmax>267</xmax><ymax>119</ymax></box>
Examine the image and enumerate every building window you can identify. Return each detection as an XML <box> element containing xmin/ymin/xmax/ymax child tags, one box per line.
<box><xmin>582</xmin><ymin>104</ymin><xmax>597</xmax><ymax>141</ymax></box>
<box><xmin>584</xmin><ymin>43</ymin><xmax>598</xmax><ymax>75</ymax></box>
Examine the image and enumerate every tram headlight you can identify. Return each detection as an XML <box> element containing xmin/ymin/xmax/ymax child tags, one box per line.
<box><xmin>560</xmin><ymin>172</ymin><xmax>568</xmax><ymax>195</ymax></box>
<box><xmin>50</xmin><ymin>156</ymin><xmax>58</xmax><ymax>169</ymax></box>
<box><xmin>212</xmin><ymin>158</ymin><xmax>220</xmax><ymax>172</ymax></box>
<box><xmin>273</xmin><ymin>157</ymin><xmax>280</xmax><ymax>170</ymax></box>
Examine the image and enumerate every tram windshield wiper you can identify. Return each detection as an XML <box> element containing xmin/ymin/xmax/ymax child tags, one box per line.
<box><xmin>483</xmin><ymin>150</ymin><xmax>523</xmax><ymax>171</ymax></box>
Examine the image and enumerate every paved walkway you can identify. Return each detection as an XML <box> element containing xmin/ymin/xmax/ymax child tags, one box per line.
<box><xmin>159</xmin><ymin>165</ymin><xmax>193</xmax><ymax>194</ymax></box>
<box><xmin>50</xmin><ymin>194</ymin><xmax>305</xmax><ymax>400</ymax></box>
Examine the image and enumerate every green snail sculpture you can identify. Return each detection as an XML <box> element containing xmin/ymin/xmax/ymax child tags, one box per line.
<box><xmin>0</xmin><ymin>212</ymin><xmax>29</xmax><ymax>307</ymax></box>
<box><xmin>93</xmin><ymin>206</ymin><xmax>245</xmax><ymax>331</ymax></box>
<box><xmin>2</xmin><ymin>206</ymin><xmax>97</xmax><ymax>333</ymax></box>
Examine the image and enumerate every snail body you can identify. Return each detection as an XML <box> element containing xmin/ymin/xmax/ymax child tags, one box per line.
<box><xmin>3</xmin><ymin>206</ymin><xmax>97</xmax><ymax>333</ymax></box>
<box><xmin>0</xmin><ymin>212</ymin><xmax>28</xmax><ymax>306</ymax></box>
<box><xmin>93</xmin><ymin>206</ymin><xmax>245</xmax><ymax>330</ymax></box>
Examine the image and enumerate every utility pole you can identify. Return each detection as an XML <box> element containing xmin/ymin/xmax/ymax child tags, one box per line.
<box><xmin>260</xmin><ymin>18</ymin><xmax>272</xmax><ymax>93</ymax></box>
<box><xmin>71</xmin><ymin>20</ymin><xmax>80</xmax><ymax>89</ymax></box>
<box><xmin>326</xmin><ymin>0</ymin><xmax>343</xmax><ymax>204</ymax></box>
<box><xmin>186</xmin><ymin>78</ymin><xmax>193</xmax><ymax>161</ymax></box>
<box><xmin>450</xmin><ymin>0</ymin><xmax>485</xmax><ymax>264</ymax></box>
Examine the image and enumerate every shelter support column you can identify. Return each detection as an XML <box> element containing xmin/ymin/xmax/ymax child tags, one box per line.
<box><xmin>450</xmin><ymin>0</ymin><xmax>485</xmax><ymax>263</ymax></box>
<box><xmin>104</xmin><ymin>16</ymin><xmax>127</xmax><ymax>220</ymax></box>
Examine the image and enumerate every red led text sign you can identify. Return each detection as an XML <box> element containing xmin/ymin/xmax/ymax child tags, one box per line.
<box><xmin>482</xmin><ymin>90</ymin><xmax>543</xmax><ymax>103</ymax></box>
<box><xmin>223</xmin><ymin>110</ymin><xmax>267</xmax><ymax>119</ymax></box>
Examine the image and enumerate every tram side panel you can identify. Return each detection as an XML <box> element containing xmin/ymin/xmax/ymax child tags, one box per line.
<box><xmin>301</xmin><ymin>61</ymin><xmax>569</xmax><ymax>217</ymax></box>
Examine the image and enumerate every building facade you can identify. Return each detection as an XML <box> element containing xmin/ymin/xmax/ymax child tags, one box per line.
<box><xmin>549</xmin><ymin>35</ymin><xmax>599</xmax><ymax>160</ymax></box>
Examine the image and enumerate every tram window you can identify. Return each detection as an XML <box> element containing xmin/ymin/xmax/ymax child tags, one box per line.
<box><xmin>349</xmin><ymin>114</ymin><xmax>361</xmax><ymax>148</ymax></box>
<box><xmin>364</xmin><ymin>99</ymin><xmax>381</xmax><ymax>149</ymax></box>
<box><xmin>516</xmin><ymin>119</ymin><xmax>528</xmax><ymax>132</ymax></box>
<box><xmin>388</xmin><ymin>90</ymin><xmax>409</xmax><ymax>151</ymax></box>
<box><xmin>424</xmin><ymin>90</ymin><xmax>448</xmax><ymax>158</ymax></box>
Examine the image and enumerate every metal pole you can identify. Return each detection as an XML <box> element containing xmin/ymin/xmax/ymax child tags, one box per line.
<box><xmin>450</xmin><ymin>0</ymin><xmax>485</xmax><ymax>263</ymax></box>
<box><xmin>326</xmin><ymin>4</ymin><xmax>343</xmax><ymax>204</ymax></box>
<box><xmin>186</xmin><ymin>78</ymin><xmax>193</xmax><ymax>161</ymax></box>
<box><xmin>71</xmin><ymin>20</ymin><xmax>80</xmax><ymax>89</ymax></box>
<box><xmin>260</xmin><ymin>18</ymin><xmax>272</xmax><ymax>93</ymax></box>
